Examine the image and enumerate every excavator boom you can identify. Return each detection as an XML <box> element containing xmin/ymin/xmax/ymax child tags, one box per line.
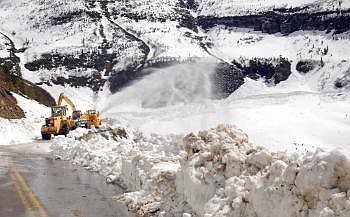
<box><xmin>57</xmin><ymin>93</ymin><xmax>76</xmax><ymax>111</ymax></box>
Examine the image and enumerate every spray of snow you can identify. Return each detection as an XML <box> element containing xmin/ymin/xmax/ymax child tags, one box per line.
<box><xmin>102</xmin><ymin>61</ymin><xmax>216</xmax><ymax>113</ymax></box>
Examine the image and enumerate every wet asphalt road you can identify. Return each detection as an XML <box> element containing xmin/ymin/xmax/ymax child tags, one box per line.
<box><xmin>0</xmin><ymin>144</ymin><xmax>127</xmax><ymax>217</ymax></box>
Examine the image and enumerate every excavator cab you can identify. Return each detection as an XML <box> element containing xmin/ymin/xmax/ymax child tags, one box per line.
<box><xmin>72</xmin><ymin>110</ymin><xmax>82</xmax><ymax>120</ymax></box>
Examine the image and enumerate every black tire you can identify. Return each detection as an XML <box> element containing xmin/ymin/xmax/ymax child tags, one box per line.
<box><xmin>60</xmin><ymin>124</ymin><xmax>70</xmax><ymax>136</ymax></box>
<box><xmin>71</xmin><ymin>124</ymin><xmax>77</xmax><ymax>130</ymax></box>
<box><xmin>41</xmin><ymin>133</ymin><xmax>51</xmax><ymax>140</ymax></box>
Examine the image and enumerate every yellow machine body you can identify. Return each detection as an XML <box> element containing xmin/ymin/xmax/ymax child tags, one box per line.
<box><xmin>79</xmin><ymin>110</ymin><xmax>101</xmax><ymax>128</ymax></box>
<box><xmin>41</xmin><ymin>106</ymin><xmax>76</xmax><ymax>140</ymax></box>
<box><xmin>41</xmin><ymin>92</ymin><xmax>102</xmax><ymax>139</ymax></box>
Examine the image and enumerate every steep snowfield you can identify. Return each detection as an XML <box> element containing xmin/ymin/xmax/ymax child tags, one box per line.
<box><xmin>205</xmin><ymin>28</ymin><xmax>350</xmax><ymax>63</ymax></box>
<box><xmin>0</xmin><ymin>93</ymin><xmax>49</xmax><ymax>145</ymax></box>
<box><xmin>115</xmin><ymin>18</ymin><xmax>208</xmax><ymax>59</ymax></box>
<box><xmin>0</xmin><ymin>0</ymin><xmax>145</xmax><ymax>85</ymax></box>
<box><xmin>51</xmin><ymin>124</ymin><xmax>350</xmax><ymax>217</ymax></box>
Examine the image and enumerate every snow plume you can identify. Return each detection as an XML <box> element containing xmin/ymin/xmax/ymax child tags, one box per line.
<box><xmin>51</xmin><ymin>124</ymin><xmax>350</xmax><ymax>217</ymax></box>
<box><xmin>103</xmin><ymin>61</ymin><xmax>216</xmax><ymax>112</ymax></box>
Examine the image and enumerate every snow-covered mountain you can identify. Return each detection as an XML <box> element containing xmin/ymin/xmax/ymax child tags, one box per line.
<box><xmin>0</xmin><ymin>0</ymin><xmax>349</xmax><ymax>146</ymax></box>
<box><xmin>0</xmin><ymin>0</ymin><xmax>349</xmax><ymax>94</ymax></box>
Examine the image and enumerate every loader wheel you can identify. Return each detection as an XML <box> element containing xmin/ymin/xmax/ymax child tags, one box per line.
<box><xmin>71</xmin><ymin>124</ymin><xmax>77</xmax><ymax>130</ymax></box>
<box><xmin>61</xmin><ymin>124</ymin><xmax>70</xmax><ymax>136</ymax></box>
<box><xmin>41</xmin><ymin>133</ymin><xmax>51</xmax><ymax>140</ymax></box>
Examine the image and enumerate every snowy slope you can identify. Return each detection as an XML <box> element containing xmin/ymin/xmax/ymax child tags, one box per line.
<box><xmin>205</xmin><ymin>28</ymin><xmax>350</xmax><ymax>62</ymax></box>
<box><xmin>0</xmin><ymin>0</ymin><xmax>145</xmax><ymax>88</ymax></box>
<box><xmin>0</xmin><ymin>0</ymin><xmax>348</xmax><ymax>150</ymax></box>
<box><xmin>0</xmin><ymin>93</ymin><xmax>50</xmax><ymax>145</ymax></box>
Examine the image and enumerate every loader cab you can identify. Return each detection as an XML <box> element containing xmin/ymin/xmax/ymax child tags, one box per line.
<box><xmin>87</xmin><ymin>110</ymin><xmax>97</xmax><ymax>115</ymax></box>
<box><xmin>51</xmin><ymin>106</ymin><xmax>67</xmax><ymax>117</ymax></box>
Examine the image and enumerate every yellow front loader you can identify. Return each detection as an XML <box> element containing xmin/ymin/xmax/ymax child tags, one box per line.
<box><xmin>41</xmin><ymin>106</ymin><xmax>77</xmax><ymax>140</ymax></box>
<box><xmin>41</xmin><ymin>93</ymin><xmax>79</xmax><ymax>140</ymax></box>
<box><xmin>41</xmin><ymin>93</ymin><xmax>102</xmax><ymax>139</ymax></box>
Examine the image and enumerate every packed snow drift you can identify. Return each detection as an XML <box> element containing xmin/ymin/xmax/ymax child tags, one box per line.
<box><xmin>0</xmin><ymin>93</ymin><xmax>50</xmax><ymax>145</ymax></box>
<box><xmin>51</xmin><ymin>124</ymin><xmax>350</xmax><ymax>217</ymax></box>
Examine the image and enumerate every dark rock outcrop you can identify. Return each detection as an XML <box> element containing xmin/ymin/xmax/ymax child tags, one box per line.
<box><xmin>0</xmin><ymin>34</ymin><xmax>55</xmax><ymax>119</ymax></box>
<box><xmin>0</xmin><ymin>63</ymin><xmax>55</xmax><ymax>108</ymax></box>
<box><xmin>198</xmin><ymin>10</ymin><xmax>350</xmax><ymax>35</ymax></box>
<box><xmin>213</xmin><ymin>62</ymin><xmax>245</xmax><ymax>98</ymax></box>
<box><xmin>234</xmin><ymin>57</ymin><xmax>292</xmax><ymax>84</ymax></box>
<box><xmin>274</xmin><ymin>59</ymin><xmax>292</xmax><ymax>84</ymax></box>
<box><xmin>296</xmin><ymin>60</ymin><xmax>322</xmax><ymax>73</ymax></box>
<box><xmin>211</xmin><ymin>57</ymin><xmax>292</xmax><ymax>98</ymax></box>
<box><xmin>52</xmin><ymin>73</ymin><xmax>106</xmax><ymax>92</ymax></box>
<box><xmin>0</xmin><ymin>88</ymin><xmax>24</xmax><ymax>119</ymax></box>
<box><xmin>335</xmin><ymin>69</ymin><xmax>350</xmax><ymax>89</ymax></box>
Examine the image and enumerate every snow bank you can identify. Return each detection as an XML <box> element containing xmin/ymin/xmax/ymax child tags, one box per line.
<box><xmin>51</xmin><ymin>124</ymin><xmax>350</xmax><ymax>217</ymax></box>
<box><xmin>51</xmin><ymin>126</ymin><xmax>184</xmax><ymax>188</ymax></box>
<box><xmin>177</xmin><ymin>125</ymin><xmax>350</xmax><ymax>217</ymax></box>
<box><xmin>0</xmin><ymin>93</ymin><xmax>50</xmax><ymax>145</ymax></box>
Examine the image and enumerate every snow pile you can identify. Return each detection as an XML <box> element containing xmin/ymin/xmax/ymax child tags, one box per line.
<box><xmin>0</xmin><ymin>93</ymin><xmax>50</xmax><ymax>145</ymax></box>
<box><xmin>176</xmin><ymin>124</ymin><xmax>350</xmax><ymax>217</ymax></box>
<box><xmin>52</xmin><ymin>124</ymin><xmax>350</xmax><ymax>217</ymax></box>
<box><xmin>51</xmin><ymin>125</ymin><xmax>193</xmax><ymax>215</ymax></box>
<box><xmin>51</xmin><ymin>126</ymin><xmax>184</xmax><ymax>188</ymax></box>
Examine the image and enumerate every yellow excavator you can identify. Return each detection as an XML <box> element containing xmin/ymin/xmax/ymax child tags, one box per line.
<box><xmin>41</xmin><ymin>93</ymin><xmax>101</xmax><ymax>140</ymax></box>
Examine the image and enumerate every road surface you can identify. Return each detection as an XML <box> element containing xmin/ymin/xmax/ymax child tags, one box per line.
<box><xmin>0</xmin><ymin>143</ymin><xmax>128</xmax><ymax>217</ymax></box>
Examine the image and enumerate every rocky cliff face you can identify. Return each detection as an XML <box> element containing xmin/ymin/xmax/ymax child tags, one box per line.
<box><xmin>0</xmin><ymin>61</ymin><xmax>56</xmax><ymax>119</ymax></box>
<box><xmin>213</xmin><ymin>57</ymin><xmax>292</xmax><ymax>98</ymax></box>
<box><xmin>198</xmin><ymin>9</ymin><xmax>350</xmax><ymax>35</ymax></box>
<box><xmin>0</xmin><ymin>86</ymin><xmax>24</xmax><ymax>119</ymax></box>
<box><xmin>0</xmin><ymin>33</ymin><xmax>55</xmax><ymax>119</ymax></box>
